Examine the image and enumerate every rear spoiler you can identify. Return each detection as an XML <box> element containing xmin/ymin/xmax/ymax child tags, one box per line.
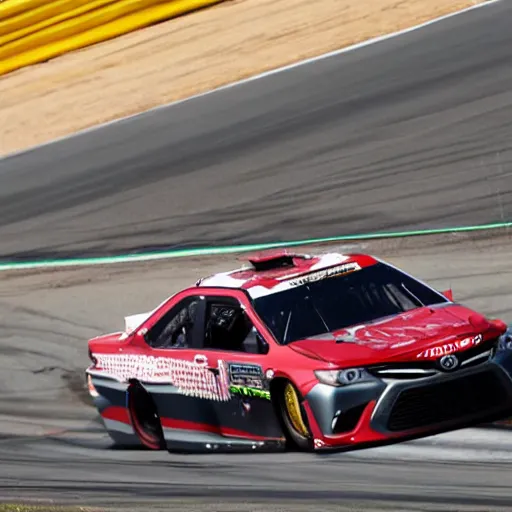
<box><xmin>121</xmin><ymin>293</ymin><xmax>175</xmax><ymax>337</ymax></box>
<box><xmin>124</xmin><ymin>312</ymin><xmax>152</xmax><ymax>335</ymax></box>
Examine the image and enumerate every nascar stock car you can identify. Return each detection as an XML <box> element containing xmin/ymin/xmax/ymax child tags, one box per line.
<box><xmin>86</xmin><ymin>250</ymin><xmax>512</xmax><ymax>452</ymax></box>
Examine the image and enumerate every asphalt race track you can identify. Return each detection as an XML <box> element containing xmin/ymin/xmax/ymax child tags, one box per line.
<box><xmin>2</xmin><ymin>233</ymin><xmax>512</xmax><ymax>511</ymax></box>
<box><xmin>1</xmin><ymin>1</ymin><xmax>512</xmax><ymax>510</ymax></box>
<box><xmin>0</xmin><ymin>1</ymin><xmax>511</xmax><ymax>260</ymax></box>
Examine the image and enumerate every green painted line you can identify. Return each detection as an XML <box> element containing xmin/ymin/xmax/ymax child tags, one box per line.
<box><xmin>0</xmin><ymin>221</ymin><xmax>510</xmax><ymax>271</ymax></box>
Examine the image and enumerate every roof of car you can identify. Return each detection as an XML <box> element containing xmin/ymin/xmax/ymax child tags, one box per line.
<box><xmin>196</xmin><ymin>250</ymin><xmax>379</xmax><ymax>298</ymax></box>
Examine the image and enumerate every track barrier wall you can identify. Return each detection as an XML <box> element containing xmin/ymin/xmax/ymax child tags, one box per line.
<box><xmin>0</xmin><ymin>0</ymin><xmax>226</xmax><ymax>76</ymax></box>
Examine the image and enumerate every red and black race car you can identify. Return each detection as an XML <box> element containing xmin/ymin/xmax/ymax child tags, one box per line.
<box><xmin>86</xmin><ymin>250</ymin><xmax>512</xmax><ymax>452</ymax></box>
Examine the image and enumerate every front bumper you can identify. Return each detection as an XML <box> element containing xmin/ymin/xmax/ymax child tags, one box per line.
<box><xmin>305</xmin><ymin>353</ymin><xmax>512</xmax><ymax>449</ymax></box>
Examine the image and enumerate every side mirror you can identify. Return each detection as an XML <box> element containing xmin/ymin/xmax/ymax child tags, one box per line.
<box><xmin>442</xmin><ymin>289</ymin><xmax>454</xmax><ymax>301</ymax></box>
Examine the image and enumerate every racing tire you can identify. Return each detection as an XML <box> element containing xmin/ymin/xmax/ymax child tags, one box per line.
<box><xmin>277</xmin><ymin>381</ymin><xmax>313</xmax><ymax>451</ymax></box>
<box><xmin>127</xmin><ymin>382</ymin><xmax>165</xmax><ymax>450</ymax></box>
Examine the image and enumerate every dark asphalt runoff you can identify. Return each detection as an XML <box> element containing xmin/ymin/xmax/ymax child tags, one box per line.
<box><xmin>0</xmin><ymin>0</ymin><xmax>511</xmax><ymax>260</ymax></box>
<box><xmin>1</xmin><ymin>0</ymin><xmax>512</xmax><ymax>510</ymax></box>
<box><xmin>1</xmin><ymin>232</ymin><xmax>512</xmax><ymax>511</ymax></box>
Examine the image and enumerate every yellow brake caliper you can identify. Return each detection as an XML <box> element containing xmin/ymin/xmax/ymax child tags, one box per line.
<box><xmin>284</xmin><ymin>383</ymin><xmax>310</xmax><ymax>437</ymax></box>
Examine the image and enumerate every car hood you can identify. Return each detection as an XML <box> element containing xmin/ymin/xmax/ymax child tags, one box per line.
<box><xmin>288</xmin><ymin>305</ymin><xmax>506</xmax><ymax>366</ymax></box>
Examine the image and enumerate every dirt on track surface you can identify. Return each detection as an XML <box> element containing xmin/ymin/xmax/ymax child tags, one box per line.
<box><xmin>0</xmin><ymin>0</ymin><xmax>484</xmax><ymax>156</ymax></box>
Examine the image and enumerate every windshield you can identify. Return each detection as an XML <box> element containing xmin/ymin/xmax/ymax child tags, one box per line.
<box><xmin>252</xmin><ymin>262</ymin><xmax>448</xmax><ymax>345</ymax></box>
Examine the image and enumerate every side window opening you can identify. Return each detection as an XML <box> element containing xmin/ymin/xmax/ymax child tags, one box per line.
<box><xmin>146</xmin><ymin>296</ymin><xmax>201</xmax><ymax>349</ymax></box>
<box><xmin>203</xmin><ymin>297</ymin><xmax>267</xmax><ymax>354</ymax></box>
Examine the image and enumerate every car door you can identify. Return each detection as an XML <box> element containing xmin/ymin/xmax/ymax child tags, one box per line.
<box><xmin>193</xmin><ymin>291</ymin><xmax>284</xmax><ymax>442</ymax></box>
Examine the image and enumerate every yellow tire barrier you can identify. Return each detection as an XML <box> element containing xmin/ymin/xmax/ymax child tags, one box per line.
<box><xmin>0</xmin><ymin>0</ymin><xmax>226</xmax><ymax>77</ymax></box>
<box><xmin>0</xmin><ymin>0</ymin><xmax>118</xmax><ymax>42</ymax></box>
<box><xmin>0</xmin><ymin>0</ymin><xmax>51</xmax><ymax>21</ymax></box>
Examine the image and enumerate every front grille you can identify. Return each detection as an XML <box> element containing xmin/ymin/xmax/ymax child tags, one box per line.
<box><xmin>387</xmin><ymin>370</ymin><xmax>508</xmax><ymax>432</ymax></box>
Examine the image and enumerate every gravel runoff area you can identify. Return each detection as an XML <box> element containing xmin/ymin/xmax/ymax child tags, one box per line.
<box><xmin>0</xmin><ymin>0</ymin><xmax>485</xmax><ymax>156</ymax></box>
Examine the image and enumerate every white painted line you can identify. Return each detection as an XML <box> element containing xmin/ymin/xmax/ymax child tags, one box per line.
<box><xmin>0</xmin><ymin>0</ymin><xmax>501</xmax><ymax>161</ymax></box>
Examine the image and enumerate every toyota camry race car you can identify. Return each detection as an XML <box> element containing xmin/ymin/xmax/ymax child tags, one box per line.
<box><xmin>86</xmin><ymin>250</ymin><xmax>512</xmax><ymax>452</ymax></box>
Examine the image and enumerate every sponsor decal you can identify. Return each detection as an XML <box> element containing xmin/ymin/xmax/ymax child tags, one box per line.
<box><xmin>227</xmin><ymin>363</ymin><xmax>271</xmax><ymax>400</ymax></box>
<box><xmin>228</xmin><ymin>363</ymin><xmax>266</xmax><ymax>389</ymax></box>
<box><xmin>314</xmin><ymin>439</ymin><xmax>325</xmax><ymax>448</ymax></box>
<box><xmin>288</xmin><ymin>262</ymin><xmax>361</xmax><ymax>286</ymax></box>
<box><xmin>92</xmin><ymin>353</ymin><xmax>274</xmax><ymax>402</ymax></box>
<box><xmin>92</xmin><ymin>353</ymin><xmax>231</xmax><ymax>401</ymax></box>
<box><xmin>91</xmin><ymin>355</ymin><xmax>272</xmax><ymax>402</ymax></box>
<box><xmin>390</xmin><ymin>340</ymin><xmax>417</xmax><ymax>349</ymax></box>
<box><xmin>229</xmin><ymin>384</ymin><xmax>271</xmax><ymax>400</ymax></box>
<box><xmin>416</xmin><ymin>334</ymin><xmax>483</xmax><ymax>359</ymax></box>
<box><xmin>336</xmin><ymin>324</ymin><xmax>390</xmax><ymax>350</ymax></box>
<box><xmin>171</xmin><ymin>358</ymin><xmax>231</xmax><ymax>401</ymax></box>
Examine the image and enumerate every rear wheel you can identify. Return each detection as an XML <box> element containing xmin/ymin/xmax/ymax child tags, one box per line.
<box><xmin>127</xmin><ymin>382</ymin><xmax>165</xmax><ymax>450</ymax></box>
<box><xmin>277</xmin><ymin>381</ymin><xmax>313</xmax><ymax>451</ymax></box>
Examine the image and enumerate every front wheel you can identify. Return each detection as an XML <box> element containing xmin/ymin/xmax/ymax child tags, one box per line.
<box><xmin>277</xmin><ymin>381</ymin><xmax>313</xmax><ymax>451</ymax></box>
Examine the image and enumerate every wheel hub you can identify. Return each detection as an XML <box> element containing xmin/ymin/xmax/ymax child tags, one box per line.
<box><xmin>284</xmin><ymin>383</ymin><xmax>310</xmax><ymax>437</ymax></box>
